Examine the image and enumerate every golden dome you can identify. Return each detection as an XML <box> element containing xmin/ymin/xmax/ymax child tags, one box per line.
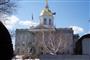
<box><xmin>40</xmin><ymin>8</ymin><xmax>53</xmax><ymax>16</ymax></box>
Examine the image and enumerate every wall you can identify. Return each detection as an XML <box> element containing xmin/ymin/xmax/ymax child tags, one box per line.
<box><xmin>15</xmin><ymin>28</ymin><xmax>74</xmax><ymax>55</ymax></box>
<box><xmin>33</xmin><ymin>28</ymin><xmax>74</xmax><ymax>55</ymax></box>
<box><xmin>82</xmin><ymin>38</ymin><xmax>90</xmax><ymax>55</ymax></box>
<box><xmin>15</xmin><ymin>29</ymin><xmax>34</xmax><ymax>55</ymax></box>
<box><xmin>40</xmin><ymin>55</ymin><xmax>90</xmax><ymax>60</ymax></box>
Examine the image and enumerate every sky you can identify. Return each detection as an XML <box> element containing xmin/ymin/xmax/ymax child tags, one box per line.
<box><xmin>12</xmin><ymin>0</ymin><xmax>89</xmax><ymax>35</ymax></box>
<box><xmin>2</xmin><ymin>0</ymin><xmax>90</xmax><ymax>49</ymax></box>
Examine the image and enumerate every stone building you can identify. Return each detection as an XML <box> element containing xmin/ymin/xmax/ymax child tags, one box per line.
<box><xmin>15</xmin><ymin>0</ymin><xmax>90</xmax><ymax>59</ymax></box>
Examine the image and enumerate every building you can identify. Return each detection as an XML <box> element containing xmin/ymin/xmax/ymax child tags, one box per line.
<box><xmin>15</xmin><ymin>0</ymin><xmax>90</xmax><ymax>59</ymax></box>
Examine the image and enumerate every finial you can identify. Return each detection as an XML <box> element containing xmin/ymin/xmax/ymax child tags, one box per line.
<box><xmin>45</xmin><ymin>0</ymin><xmax>48</xmax><ymax>8</ymax></box>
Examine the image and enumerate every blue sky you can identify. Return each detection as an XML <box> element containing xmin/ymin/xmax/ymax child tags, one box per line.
<box><xmin>11</xmin><ymin>0</ymin><xmax>89</xmax><ymax>36</ymax></box>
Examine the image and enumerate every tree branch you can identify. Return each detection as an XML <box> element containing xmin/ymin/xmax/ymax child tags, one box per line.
<box><xmin>0</xmin><ymin>0</ymin><xmax>10</xmax><ymax>5</ymax></box>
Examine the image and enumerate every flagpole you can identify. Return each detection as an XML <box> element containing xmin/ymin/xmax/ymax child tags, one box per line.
<box><xmin>88</xmin><ymin>19</ymin><xmax>90</xmax><ymax>33</ymax></box>
<box><xmin>32</xmin><ymin>13</ymin><xmax>33</xmax><ymax>21</ymax></box>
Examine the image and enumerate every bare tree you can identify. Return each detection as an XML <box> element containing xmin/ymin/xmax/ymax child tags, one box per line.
<box><xmin>44</xmin><ymin>29</ymin><xmax>63</xmax><ymax>55</ymax></box>
<box><xmin>0</xmin><ymin>0</ymin><xmax>17</xmax><ymax>43</ymax></box>
<box><xmin>0</xmin><ymin>0</ymin><xmax>16</xmax><ymax>14</ymax></box>
<box><xmin>39</xmin><ymin>28</ymin><xmax>68</xmax><ymax>55</ymax></box>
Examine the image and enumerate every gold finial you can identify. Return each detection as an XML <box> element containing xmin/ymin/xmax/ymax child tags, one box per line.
<box><xmin>45</xmin><ymin>0</ymin><xmax>48</xmax><ymax>8</ymax></box>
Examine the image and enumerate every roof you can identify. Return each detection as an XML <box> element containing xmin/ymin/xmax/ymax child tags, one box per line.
<box><xmin>76</xmin><ymin>34</ymin><xmax>90</xmax><ymax>43</ymax></box>
<box><xmin>33</xmin><ymin>25</ymin><xmax>49</xmax><ymax>29</ymax></box>
<box><xmin>40</xmin><ymin>8</ymin><xmax>53</xmax><ymax>16</ymax></box>
<box><xmin>80</xmin><ymin>34</ymin><xmax>90</xmax><ymax>40</ymax></box>
<box><xmin>55</xmin><ymin>28</ymin><xmax>73</xmax><ymax>33</ymax></box>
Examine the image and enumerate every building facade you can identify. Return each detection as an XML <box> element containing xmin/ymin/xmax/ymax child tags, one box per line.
<box><xmin>15</xmin><ymin>0</ymin><xmax>90</xmax><ymax>59</ymax></box>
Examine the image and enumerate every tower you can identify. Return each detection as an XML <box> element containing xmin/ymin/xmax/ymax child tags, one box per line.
<box><xmin>39</xmin><ymin>0</ymin><xmax>55</xmax><ymax>28</ymax></box>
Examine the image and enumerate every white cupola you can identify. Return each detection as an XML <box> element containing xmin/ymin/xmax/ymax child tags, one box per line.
<box><xmin>39</xmin><ymin>0</ymin><xmax>55</xmax><ymax>28</ymax></box>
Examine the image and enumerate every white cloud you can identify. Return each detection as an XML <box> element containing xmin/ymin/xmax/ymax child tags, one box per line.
<box><xmin>3</xmin><ymin>15</ymin><xmax>38</xmax><ymax>30</ymax></box>
<box><xmin>69</xmin><ymin>26</ymin><xmax>84</xmax><ymax>34</ymax></box>
<box><xmin>18</xmin><ymin>20</ymin><xmax>37</xmax><ymax>29</ymax></box>
<box><xmin>4</xmin><ymin>15</ymin><xmax>19</xmax><ymax>30</ymax></box>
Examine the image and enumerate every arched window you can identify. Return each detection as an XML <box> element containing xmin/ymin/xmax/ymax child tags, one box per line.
<box><xmin>44</xmin><ymin>18</ymin><xmax>47</xmax><ymax>25</ymax></box>
<box><xmin>49</xmin><ymin>19</ymin><xmax>52</xmax><ymax>25</ymax></box>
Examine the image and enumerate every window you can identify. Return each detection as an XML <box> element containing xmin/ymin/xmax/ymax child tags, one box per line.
<box><xmin>44</xmin><ymin>18</ymin><xmax>47</xmax><ymax>25</ymax></box>
<box><xmin>49</xmin><ymin>19</ymin><xmax>52</xmax><ymax>25</ymax></box>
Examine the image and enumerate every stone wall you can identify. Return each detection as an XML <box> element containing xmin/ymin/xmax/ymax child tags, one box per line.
<box><xmin>15</xmin><ymin>28</ymin><xmax>74</xmax><ymax>55</ymax></box>
<box><xmin>15</xmin><ymin>29</ymin><xmax>34</xmax><ymax>55</ymax></box>
<box><xmin>40</xmin><ymin>55</ymin><xmax>90</xmax><ymax>60</ymax></box>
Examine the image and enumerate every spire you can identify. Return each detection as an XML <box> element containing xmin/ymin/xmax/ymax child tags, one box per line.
<box><xmin>45</xmin><ymin>0</ymin><xmax>48</xmax><ymax>8</ymax></box>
